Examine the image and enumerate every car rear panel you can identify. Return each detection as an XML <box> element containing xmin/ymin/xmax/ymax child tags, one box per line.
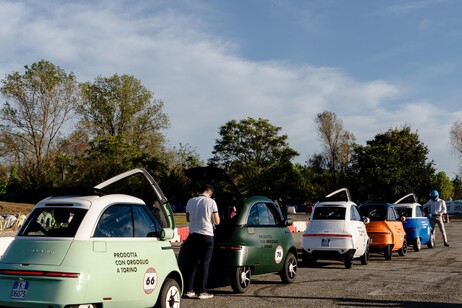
<box><xmin>303</xmin><ymin>220</ymin><xmax>353</xmax><ymax>252</ymax></box>
<box><xmin>366</xmin><ymin>221</ymin><xmax>393</xmax><ymax>248</ymax></box>
<box><xmin>1</xmin><ymin>238</ymin><xmax>72</xmax><ymax>266</ymax></box>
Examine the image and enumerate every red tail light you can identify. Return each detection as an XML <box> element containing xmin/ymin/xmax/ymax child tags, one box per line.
<box><xmin>0</xmin><ymin>269</ymin><xmax>79</xmax><ymax>278</ymax></box>
<box><xmin>216</xmin><ymin>246</ymin><xmax>243</xmax><ymax>250</ymax></box>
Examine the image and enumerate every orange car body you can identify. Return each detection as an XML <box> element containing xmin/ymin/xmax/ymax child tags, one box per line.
<box><xmin>359</xmin><ymin>203</ymin><xmax>407</xmax><ymax>260</ymax></box>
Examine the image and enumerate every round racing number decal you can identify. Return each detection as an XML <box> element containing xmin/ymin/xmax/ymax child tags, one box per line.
<box><xmin>274</xmin><ymin>245</ymin><xmax>284</xmax><ymax>264</ymax></box>
<box><xmin>143</xmin><ymin>267</ymin><xmax>158</xmax><ymax>294</ymax></box>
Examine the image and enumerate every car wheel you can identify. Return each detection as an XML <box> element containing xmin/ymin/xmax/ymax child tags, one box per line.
<box><xmin>360</xmin><ymin>245</ymin><xmax>369</xmax><ymax>265</ymax></box>
<box><xmin>344</xmin><ymin>257</ymin><xmax>352</xmax><ymax>269</ymax></box>
<box><xmin>384</xmin><ymin>244</ymin><xmax>393</xmax><ymax>260</ymax></box>
<box><xmin>280</xmin><ymin>252</ymin><xmax>297</xmax><ymax>283</ymax></box>
<box><xmin>413</xmin><ymin>238</ymin><xmax>421</xmax><ymax>251</ymax></box>
<box><xmin>302</xmin><ymin>251</ymin><xmax>316</xmax><ymax>267</ymax></box>
<box><xmin>427</xmin><ymin>233</ymin><xmax>435</xmax><ymax>248</ymax></box>
<box><xmin>155</xmin><ymin>278</ymin><xmax>181</xmax><ymax>308</ymax></box>
<box><xmin>230</xmin><ymin>266</ymin><xmax>251</xmax><ymax>293</ymax></box>
<box><xmin>398</xmin><ymin>240</ymin><xmax>407</xmax><ymax>256</ymax></box>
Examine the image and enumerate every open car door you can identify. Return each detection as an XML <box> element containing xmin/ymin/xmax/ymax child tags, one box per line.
<box><xmin>94</xmin><ymin>168</ymin><xmax>175</xmax><ymax>230</ymax></box>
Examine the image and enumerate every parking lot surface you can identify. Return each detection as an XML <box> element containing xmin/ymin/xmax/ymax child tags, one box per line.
<box><xmin>181</xmin><ymin>216</ymin><xmax>462</xmax><ymax>307</ymax></box>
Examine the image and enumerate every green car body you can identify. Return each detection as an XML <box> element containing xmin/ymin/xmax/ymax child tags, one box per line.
<box><xmin>0</xmin><ymin>168</ymin><xmax>182</xmax><ymax>308</ymax></box>
<box><xmin>179</xmin><ymin>167</ymin><xmax>297</xmax><ymax>293</ymax></box>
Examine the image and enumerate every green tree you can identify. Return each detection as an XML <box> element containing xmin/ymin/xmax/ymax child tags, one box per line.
<box><xmin>74</xmin><ymin>74</ymin><xmax>170</xmax><ymax>183</ymax></box>
<box><xmin>159</xmin><ymin>143</ymin><xmax>203</xmax><ymax>205</ymax></box>
<box><xmin>434</xmin><ymin>171</ymin><xmax>454</xmax><ymax>200</ymax></box>
<box><xmin>314</xmin><ymin>111</ymin><xmax>356</xmax><ymax>189</ymax></box>
<box><xmin>0</xmin><ymin>60</ymin><xmax>79</xmax><ymax>199</ymax></box>
<box><xmin>349</xmin><ymin>125</ymin><xmax>436</xmax><ymax>202</ymax></box>
<box><xmin>450</xmin><ymin>120</ymin><xmax>462</xmax><ymax>176</ymax></box>
<box><xmin>209</xmin><ymin>117</ymin><xmax>299</xmax><ymax>193</ymax></box>
<box><xmin>452</xmin><ymin>176</ymin><xmax>462</xmax><ymax>200</ymax></box>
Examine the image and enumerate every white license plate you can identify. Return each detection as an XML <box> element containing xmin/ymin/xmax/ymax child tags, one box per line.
<box><xmin>321</xmin><ymin>239</ymin><xmax>330</xmax><ymax>247</ymax></box>
<box><xmin>10</xmin><ymin>281</ymin><xmax>29</xmax><ymax>299</ymax></box>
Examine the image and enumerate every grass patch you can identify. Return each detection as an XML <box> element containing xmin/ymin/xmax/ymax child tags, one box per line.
<box><xmin>174</xmin><ymin>214</ymin><xmax>188</xmax><ymax>226</ymax></box>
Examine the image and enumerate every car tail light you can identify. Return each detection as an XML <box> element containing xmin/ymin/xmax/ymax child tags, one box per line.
<box><xmin>216</xmin><ymin>246</ymin><xmax>243</xmax><ymax>250</ymax></box>
<box><xmin>303</xmin><ymin>233</ymin><xmax>352</xmax><ymax>238</ymax></box>
<box><xmin>0</xmin><ymin>269</ymin><xmax>80</xmax><ymax>278</ymax></box>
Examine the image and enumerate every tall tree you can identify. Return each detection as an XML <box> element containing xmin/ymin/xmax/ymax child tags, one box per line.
<box><xmin>209</xmin><ymin>117</ymin><xmax>298</xmax><ymax>190</ymax></box>
<box><xmin>435</xmin><ymin>171</ymin><xmax>454</xmax><ymax>200</ymax></box>
<box><xmin>74</xmin><ymin>74</ymin><xmax>170</xmax><ymax>183</ymax></box>
<box><xmin>350</xmin><ymin>125</ymin><xmax>436</xmax><ymax>202</ymax></box>
<box><xmin>450</xmin><ymin>120</ymin><xmax>462</xmax><ymax>175</ymax></box>
<box><xmin>0</xmin><ymin>60</ymin><xmax>78</xmax><ymax>198</ymax></box>
<box><xmin>78</xmin><ymin>74</ymin><xmax>169</xmax><ymax>153</ymax></box>
<box><xmin>314</xmin><ymin>111</ymin><xmax>356</xmax><ymax>189</ymax></box>
<box><xmin>452</xmin><ymin>176</ymin><xmax>462</xmax><ymax>200</ymax></box>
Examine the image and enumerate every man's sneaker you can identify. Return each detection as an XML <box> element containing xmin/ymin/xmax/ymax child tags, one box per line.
<box><xmin>198</xmin><ymin>292</ymin><xmax>213</xmax><ymax>299</ymax></box>
<box><xmin>184</xmin><ymin>291</ymin><xmax>196</xmax><ymax>298</ymax></box>
<box><xmin>444</xmin><ymin>242</ymin><xmax>450</xmax><ymax>247</ymax></box>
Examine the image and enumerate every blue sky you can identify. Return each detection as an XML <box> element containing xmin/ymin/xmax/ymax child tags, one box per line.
<box><xmin>1</xmin><ymin>0</ymin><xmax>462</xmax><ymax>177</ymax></box>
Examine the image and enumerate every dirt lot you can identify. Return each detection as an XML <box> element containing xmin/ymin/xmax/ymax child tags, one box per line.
<box><xmin>0</xmin><ymin>201</ymin><xmax>34</xmax><ymax>237</ymax></box>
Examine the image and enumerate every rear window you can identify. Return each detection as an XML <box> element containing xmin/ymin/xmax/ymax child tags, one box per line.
<box><xmin>19</xmin><ymin>208</ymin><xmax>87</xmax><ymax>237</ymax></box>
<box><xmin>359</xmin><ymin>205</ymin><xmax>386</xmax><ymax>221</ymax></box>
<box><xmin>396</xmin><ymin>208</ymin><xmax>412</xmax><ymax>218</ymax></box>
<box><xmin>312</xmin><ymin>206</ymin><xmax>346</xmax><ymax>220</ymax></box>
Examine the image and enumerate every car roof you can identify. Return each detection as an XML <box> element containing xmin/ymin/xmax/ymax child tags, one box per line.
<box><xmin>315</xmin><ymin>200</ymin><xmax>355</xmax><ymax>208</ymax></box>
<box><xmin>393</xmin><ymin>203</ymin><xmax>415</xmax><ymax>209</ymax></box>
<box><xmin>359</xmin><ymin>202</ymin><xmax>395</xmax><ymax>209</ymax></box>
<box><xmin>35</xmin><ymin>193</ymin><xmax>145</xmax><ymax>210</ymax></box>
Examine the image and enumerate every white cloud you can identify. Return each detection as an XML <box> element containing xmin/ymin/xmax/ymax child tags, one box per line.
<box><xmin>0</xmin><ymin>0</ymin><xmax>460</xmax><ymax>176</ymax></box>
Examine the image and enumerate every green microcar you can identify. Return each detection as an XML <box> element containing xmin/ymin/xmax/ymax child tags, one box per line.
<box><xmin>0</xmin><ymin>168</ymin><xmax>182</xmax><ymax>308</ymax></box>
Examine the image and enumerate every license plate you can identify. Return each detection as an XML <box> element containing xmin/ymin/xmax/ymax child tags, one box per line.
<box><xmin>10</xmin><ymin>281</ymin><xmax>29</xmax><ymax>299</ymax></box>
<box><xmin>321</xmin><ymin>239</ymin><xmax>330</xmax><ymax>247</ymax></box>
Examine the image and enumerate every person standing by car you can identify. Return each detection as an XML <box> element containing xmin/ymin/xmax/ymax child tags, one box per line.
<box><xmin>178</xmin><ymin>184</ymin><xmax>220</xmax><ymax>299</ymax></box>
<box><xmin>423</xmin><ymin>190</ymin><xmax>450</xmax><ymax>247</ymax></box>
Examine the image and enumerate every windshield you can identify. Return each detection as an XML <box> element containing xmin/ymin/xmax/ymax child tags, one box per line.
<box><xmin>19</xmin><ymin>208</ymin><xmax>87</xmax><ymax>237</ymax></box>
<box><xmin>312</xmin><ymin>206</ymin><xmax>346</xmax><ymax>220</ymax></box>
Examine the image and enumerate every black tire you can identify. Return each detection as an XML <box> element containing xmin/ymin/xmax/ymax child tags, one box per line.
<box><xmin>360</xmin><ymin>245</ymin><xmax>369</xmax><ymax>265</ymax></box>
<box><xmin>413</xmin><ymin>237</ymin><xmax>421</xmax><ymax>252</ymax></box>
<box><xmin>302</xmin><ymin>251</ymin><xmax>317</xmax><ymax>267</ymax></box>
<box><xmin>155</xmin><ymin>278</ymin><xmax>181</xmax><ymax>308</ymax></box>
<box><xmin>398</xmin><ymin>240</ymin><xmax>407</xmax><ymax>256</ymax></box>
<box><xmin>230</xmin><ymin>266</ymin><xmax>251</xmax><ymax>293</ymax></box>
<box><xmin>427</xmin><ymin>234</ymin><xmax>435</xmax><ymax>248</ymax></box>
<box><xmin>384</xmin><ymin>244</ymin><xmax>393</xmax><ymax>260</ymax></box>
<box><xmin>280</xmin><ymin>252</ymin><xmax>297</xmax><ymax>283</ymax></box>
<box><xmin>344</xmin><ymin>257</ymin><xmax>352</xmax><ymax>269</ymax></box>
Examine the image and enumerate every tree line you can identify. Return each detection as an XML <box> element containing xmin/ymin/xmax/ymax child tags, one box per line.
<box><xmin>1</xmin><ymin>60</ymin><xmax>462</xmax><ymax>206</ymax></box>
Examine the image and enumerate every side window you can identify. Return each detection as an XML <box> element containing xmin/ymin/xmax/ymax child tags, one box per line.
<box><xmin>133</xmin><ymin>205</ymin><xmax>161</xmax><ymax>237</ymax></box>
<box><xmin>350</xmin><ymin>206</ymin><xmax>361</xmax><ymax>221</ymax></box>
<box><xmin>388</xmin><ymin>207</ymin><xmax>398</xmax><ymax>221</ymax></box>
<box><xmin>247</xmin><ymin>203</ymin><xmax>276</xmax><ymax>226</ymax></box>
<box><xmin>416</xmin><ymin>206</ymin><xmax>423</xmax><ymax>217</ymax></box>
<box><xmin>94</xmin><ymin>205</ymin><xmax>133</xmax><ymax>238</ymax></box>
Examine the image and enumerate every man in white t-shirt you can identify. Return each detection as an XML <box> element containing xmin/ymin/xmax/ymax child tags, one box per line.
<box><xmin>178</xmin><ymin>184</ymin><xmax>220</xmax><ymax>299</ymax></box>
<box><xmin>423</xmin><ymin>190</ymin><xmax>449</xmax><ymax>247</ymax></box>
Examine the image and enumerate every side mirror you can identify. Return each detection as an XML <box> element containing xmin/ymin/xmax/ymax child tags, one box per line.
<box><xmin>159</xmin><ymin>228</ymin><xmax>174</xmax><ymax>241</ymax></box>
<box><xmin>285</xmin><ymin>218</ymin><xmax>293</xmax><ymax>226</ymax></box>
<box><xmin>400</xmin><ymin>216</ymin><xmax>406</xmax><ymax>222</ymax></box>
<box><xmin>362</xmin><ymin>217</ymin><xmax>370</xmax><ymax>224</ymax></box>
